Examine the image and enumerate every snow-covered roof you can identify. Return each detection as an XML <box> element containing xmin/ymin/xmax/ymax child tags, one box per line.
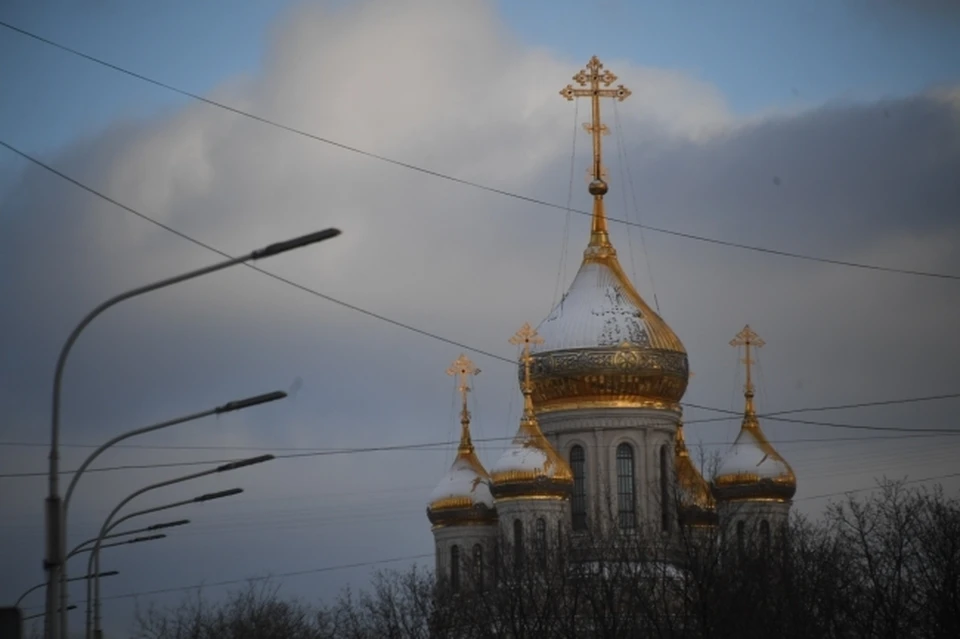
<box><xmin>489</xmin><ymin>397</ymin><xmax>572</xmax><ymax>496</ymax></box>
<box><xmin>715</xmin><ymin>425</ymin><xmax>792</xmax><ymax>482</ymax></box>
<box><xmin>534</xmin><ymin>255</ymin><xmax>685</xmax><ymax>354</ymax></box>
<box><xmin>429</xmin><ymin>455</ymin><xmax>495</xmax><ymax>509</ymax></box>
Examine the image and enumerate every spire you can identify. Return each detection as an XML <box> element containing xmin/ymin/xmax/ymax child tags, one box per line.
<box><xmin>560</xmin><ymin>55</ymin><xmax>632</xmax><ymax>253</ymax></box>
<box><xmin>446</xmin><ymin>353</ymin><xmax>481</xmax><ymax>456</ymax></box>
<box><xmin>730</xmin><ymin>324</ymin><xmax>766</xmax><ymax>426</ymax></box>
<box><xmin>714</xmin><ymin>325</ymin><xmax>796</xmax><ymax>502</ymax></box>
<box><xmin>509</xmin><ymin>323</ymin><xmax>543</xmax><ymax>419</ymax></box>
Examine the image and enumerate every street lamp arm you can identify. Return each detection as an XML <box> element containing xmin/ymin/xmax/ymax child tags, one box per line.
<box><xmin>87</xmin><ymin>484</ymin><xmax>248</xmax><ymax>638</ymax></box>
<box><xmin>64</xmin><ymin>409</ymin><xmax>218</xmax><ymax>508</ymax></box>
<box><xmin>16</xmin><ymin>572</ymin><xmax>119</xmax><ymax>607</ymax></box>
<box><xmin>48</xmin><ymin>226</ymin><xmax>339</xmax><ymax>638</ymax></box>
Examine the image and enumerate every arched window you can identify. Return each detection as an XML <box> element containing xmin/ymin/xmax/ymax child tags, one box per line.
<box><xmin>760</xmin><ymin>519</ymin><xmax>771</xmax><ymax>553</ymax></box>
<box><xmin>535</xmin><ymin>518</ymin><xmax>547</xmax><ymax>568</ymax></box>
<box><xmin>513</xmin><ymin>519</ymin><xmax>524</xmax><ymax>569</ymax></box>
<box><xmin>660</xmin><ymin>444</ymin><xmax>670</xmax><ymax>532</ymax></box>
<box><xmin>473</xmin><ymin>543</ymin><xmax>484</xmax><ymax>590</ymax></box>
<box><xmin>450</xmin><ymin>545</ymin><xmax>460</xmax><ymax>592</ymax></box>
<box><xmin>616</xmin><ymin>443</ymin><xmax>636</xmax><ymax>529</ymax></box>
<box><xmin>570</xmin><ymin>445</ymin><xmax>588</xmax><ymax>531</ymax></box>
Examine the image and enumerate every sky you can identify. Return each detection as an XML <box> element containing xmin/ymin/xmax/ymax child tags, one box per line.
<box><xmin>1</xmin><ymin>0</ymin><xmax>959</xmax><ymax>635</ymax></box>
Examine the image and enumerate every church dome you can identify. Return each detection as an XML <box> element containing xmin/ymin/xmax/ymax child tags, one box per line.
<box><xmin>674</xmin><ymin>423</ymin><xmax>717</xmax><ymax>527</ymax></box>
<box><xmin>427</xmin><ymin>355</ymin><xmax>497</xmax><ymax>529</ymax></box>
<box><xmin>713</xmin><ymin>326</ymin><xmax>796</xmax><ymax>503</ymax></box>
<box><xmin>426</xmin><ymin>445</ymin><xmax>497</xmax><ymax>528</ymax></box>
<box><xmin>528</xmin><ymin>55</ymin><xmax>688</xmax><ymax>415</ymax></box>
<box><xmin>526</xmin><ymin>200</ymin><xmax>689</xmax><ymax>414</ymax></box>
<box><xmin>490</xmin><ymin>393</ymin><xmax>573</xmax><ymax>501</ymax></box>
<box><xmin>491</xmin><ymin>325</ymin><xmax>574</xmax><ymax>501</ymax></box>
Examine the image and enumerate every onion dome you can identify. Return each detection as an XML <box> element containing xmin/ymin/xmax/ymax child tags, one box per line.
<box><xmin>491</xmin><ymin>325</ymin><xmax>574</xmax><ymax>501</ymax></box>
<box><xmin>713</xmin><ymin>326</ymin><xmax>796</xmax><ymax>503</ymax></box>
<box><xmin>674</xmin><ymin>423</ymin><xmax>717</xmax><ymax>527</ymax></box>
<box><xmin>528</xmin><ymin>56</ymin><xmax>688</xmax><ymax>415</ymax></box>
<box><xmin>427</xmin><ymin>355</ymin><xmax>497</xmax><ymax>529</ymax></box>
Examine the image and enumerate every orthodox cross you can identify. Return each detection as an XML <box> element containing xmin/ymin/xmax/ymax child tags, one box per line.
<box><xmin>447</xmin><ymin>353</ymin><xmax>480</xmax><ymax>422</ymax></box>
<box><xmin>730</xmin><ymin>324</ymin><xmax>765</xmax><ymax>397</ymax></box>
<box><xmin>510</xmin><ymin>323</ymin><xmax>543</xmax><ymax>397</ymax></box>
<box><xmin>560</xmin><ymin>56</ymin><xmax>632</xmax><ymax>195</ymax></box>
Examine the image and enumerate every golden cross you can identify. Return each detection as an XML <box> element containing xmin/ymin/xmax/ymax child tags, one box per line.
<box><xmin>729</xmin><ymin>325</ymin><xmax>765</xmax><ymax>396</ymax></box>
<box><xmin>560</xmin><ymin>56</ymin><xmax>631</xmax><ymax>195</ymax></box>
<box><xmin>447</xmin><ymin>353</ymin><xmax>480</xmax><ymax>422</ymax></box>
<box><xmin>510</xmin><ymin>323</ymin><xmax>543</xmax><ymax>397</ymax></box>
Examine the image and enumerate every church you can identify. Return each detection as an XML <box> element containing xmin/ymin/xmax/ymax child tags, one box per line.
<box><xmin>425</xmin><ymin>57</ymin><xmax>797</xmax><ymax>591</ymax></box>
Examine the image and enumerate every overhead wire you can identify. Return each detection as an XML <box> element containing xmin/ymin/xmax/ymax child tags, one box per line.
<box><xmin>1</xmin><ymin>20</ymin><xmax>959</xmax><ymax>282</ymax></box>
<box><xmin>552</xmin><ymin>98</ymin><xmax>578</xmax><ymax>309</ymax></box>
<box><xmin>20</xmin><ymin>553</ymin><xmax>435</xmax><ymax>610</ymax></box>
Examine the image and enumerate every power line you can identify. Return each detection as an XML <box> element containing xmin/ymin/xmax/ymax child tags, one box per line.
<box><xmin>11</xmin><ymin>135</ymin><xmax>953</xmax><ymax>439</ymax></box>
<box><xmin>2</xmin><ymin>429</ymin><xmax>959</xmax><ymax>480</ymax></box>
<box><xmin>796</xmin><ymin>471</ymin><xmax>960</xmax><ymax>501</ymax></box>
<box><xmin>20</xmin><ymin>553</ymin><xmax>433</xmax><ymax>610</ymax></box>
<box><xmin>685</xmin><ymin>400</ymin><xmax>960</xmax><ymax>434</ymax></box>
<box><xmin>1</xmin><ymin>20</ymin><xmax>958</xmax><ymax>282</ymax></box>
<box><xmin>0</xmin><ymin>138</ymin><xmax>512</xmax><ymax>366</ymax></box>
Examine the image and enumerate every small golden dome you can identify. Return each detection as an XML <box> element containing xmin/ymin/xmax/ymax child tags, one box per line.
<box><xmin>713</xmin><ymin>327</ymin><xmax>796</xmax><ymax>503</ymax></box>
<box><xmin>491</xmin><ymin>325</ymin><xmax>573</xmax><ymax>501</ymax></box>
<box><xmin>427</xmin><ymin>355</ymin><xmax>497</xmax><ymax>529</ymax></box>
<box><xmin>490</xmin><ymin>393</ymin><xmax>574</xmax><ymax>501</ymax></box>
<box><xmin>675</xmin><ymin>423</ymin><xmax>717</xmax><ymax>527</ymax></box>
<box><xmin>712</xmin><ymin>391</ymin><xmax>797</xmax><ymax>503</ymax></box>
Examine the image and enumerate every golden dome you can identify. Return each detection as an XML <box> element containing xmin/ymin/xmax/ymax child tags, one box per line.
<box><xmin>527</xmin><ymin>196</ymin><xmax>689</xmax><ymax>414</ymax></box>
<box><xmin>491</xmin><ymin>325</ymin><xmax>573</xmax><ymax>501</ymax></box>
<box><xmin>712</xmin><ymin>326</ymin><xmax>796</xmax><ymax>503</ymax></box>
<box><xmin>427</xmin><ymin>355</ymin><xmax>497</xmax><ymax>529</ymax></box>
<box><xmin>675</xmin><ymin>423</ymin><xmax>717</xmax><ymax>527</ymax></box>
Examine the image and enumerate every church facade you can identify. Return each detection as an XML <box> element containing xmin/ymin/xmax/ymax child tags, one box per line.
<box><xmin>425</xmin><ymin>56</ymin><xmax>797</xmax><ymax>591</ymax></box>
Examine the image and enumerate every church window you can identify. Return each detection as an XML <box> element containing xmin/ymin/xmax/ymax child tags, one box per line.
<box><xmin>473</xmin><ymin>543</ymin><xmax>484</xmax><ymax>590</ymax></box>
<box><xmin>570</xmin><ymin>445</ymin><xmax>588</xmax><ymax>530</ymax></box>
<box><xmin>513</xmin><ymin>519</ymin><xmax>523</xmax><ymax>569</ymax></box>
<box><xmin>450</xmin><ymin>545</ymin><xmax>460</xmax><ymax>592</ymax></box>
<box><xmin>660</xmin><ymin>444</ymin><xmax>670</xmax><ymax>532</ymax></box>
<box><xmin>616</xmin><ymin>443</ymin><xmax>636</xmax><ymax>529</ymax></box>
<box><xmin>535</xmin><ymin>517</ymin><xmax>547</xmax><ymax>569</ymax></box>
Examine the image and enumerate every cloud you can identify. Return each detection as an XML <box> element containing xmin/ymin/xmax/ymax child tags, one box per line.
<box><xmin>2</xmin><ymin>0</ymin><xmax>959</xmax><ymax>633</ymax></box>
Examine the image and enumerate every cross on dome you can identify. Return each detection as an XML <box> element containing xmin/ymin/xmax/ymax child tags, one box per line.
<box><xmin>559</xmin><ymin>55</ymin><xmax>632</xmax><ymax>251</ymax></box>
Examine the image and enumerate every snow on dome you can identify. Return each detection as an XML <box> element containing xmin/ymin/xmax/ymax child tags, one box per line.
<box><xmin>713</xmin><ymin>417</ymin><xmax>796</xmax><ymax>502</ymax></box>
<box><xmin>489</xmin><ymin>395</ymin><xmax>572</xmax><ymax>500</ymax></box>
<box><xmin>534</xmin><ymin>258</ymin><xmax>685</xmax><ymax>354</ymax></box>
<box><xmin>716</xmin><ymin>428</ymin><xmax>791</xmax><ymax>481</ymax></box>
<box><xmin>429</xmin><ymin>456</ymin><xmax>495</xmax><ymax>510</ymax></box>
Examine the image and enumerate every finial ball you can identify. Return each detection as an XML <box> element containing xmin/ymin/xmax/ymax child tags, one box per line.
<box><xmin>588</xmin><ymin>179</ymin><xmax>608</xmax><ymax>196</ymax></box>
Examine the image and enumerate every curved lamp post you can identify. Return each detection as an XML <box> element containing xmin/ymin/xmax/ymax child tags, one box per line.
<box><xmin>45</xmin><ymin>227</ymin><xmax>340</xmax><ymax>638</ymax></box>
<box><xmin>59</xmin><ymin>391</ymin><xmax>283</xmax><ymax>629</ymax></box>
<box><xmin>16</xmin><ymin>572</ymin><xmax>118</xmax><ymax>608</ymax></box>
<box><xmin>67</xmin><ymin>520</ymin><xmax>188</xmax><ymax>562</ymax></box>
<box><xmin>89</xmin><ymin>454</ymin><xmax>271</xmax><ymax>638</ymax></box>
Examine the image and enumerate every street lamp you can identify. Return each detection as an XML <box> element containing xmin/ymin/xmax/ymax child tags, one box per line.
<box><xmin>59</xmin><ymin>391</ymin><xmax>284</xmax><ymax>627</ymax></box>
<box><xmin>25</xmin><ymin>606</ymin><xmax>77</xmax><ymax>622</ymax></box>
<box><xmin>89</xmin><ymin>456</ymin><xmax>270</xmax><ymax>638</ymax></box>
<box><xmin>16</xmin><ymin>572</ymin><xmax>118</xmax><ymax>608</ymax></box>
<box><xmin>45</xmin><ymin>227</ymin><xmax>340</xmax><ymax>638</ymax></box>
<box><xmin>67</xmin><ymin>520</ymin><xmax>189</xmax><ymax>561</ymax></box>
